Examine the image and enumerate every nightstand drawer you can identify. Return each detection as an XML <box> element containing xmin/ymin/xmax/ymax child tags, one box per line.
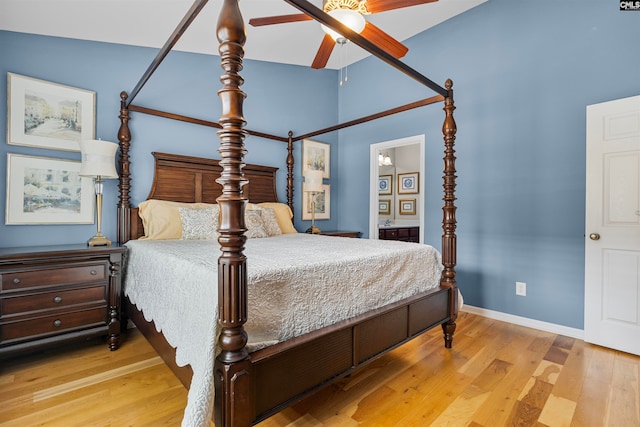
<box><xmin>1</xmin><ymin>263</ymin><xmax>107</xmax><ymax>291</ymax></box>
<box><xmin>1</xmin><ymin>286</ymin><xmax>107</xmax><ymax>317</ymax></box>
<box><xmin>1</xmin><ymin>307</ymin><xmax>107</xmax><ymax>343</ymax></box>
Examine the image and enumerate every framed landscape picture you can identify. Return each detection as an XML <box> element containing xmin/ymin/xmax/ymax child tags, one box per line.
<box><xmin>302</xmin><ymin>139</ymin><xmax>330</xmax><ymax>179</ymax></box>
<box><xmin>5</xmin><ymin>153</ymin><xmax>94</xmax><ymax>224</ymax></box>
<box><xmin>398</xmin><ymin>172</ymin><xmax>419</xmax><ymax>194</ymax></box>
<box><xmin>7</xmin><ymin>73</ymin><xmax>96</xmax><ymax>151</ymax></box>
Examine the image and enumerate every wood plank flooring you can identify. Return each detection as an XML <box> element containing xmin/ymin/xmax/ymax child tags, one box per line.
<box><xmin>1</xmin><ymin>312</ymin><xmax>638</xmax><ymax>426</ymax></box>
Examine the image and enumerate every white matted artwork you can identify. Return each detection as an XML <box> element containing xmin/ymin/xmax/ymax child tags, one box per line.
<box><xmin>5</xmin><ymin>153</ymin><xmax>94</xmax><ymax>224</ymax></box>
<box><xmin>7</xmin><ymin>73</ymin><xmax>96</xmax><ymax>151</ymax></box>
<box><xmin>302</xmin><ymin>183</ymin><xmax>330</xmax><ymax>220</ymax></box>
<box><xmin>302</xmin><ymin>139</ymin><xmax>330</xmax><ymax>179</ymax></box>
<box><xmin>398</xmin><ymin>172</ymin><xmax>419</xmax><ymax>194</ymax></box>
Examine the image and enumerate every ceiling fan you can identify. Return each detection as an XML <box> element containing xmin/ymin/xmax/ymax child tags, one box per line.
<box><xmin>249</xmin><ymin>0</ymin><xmax>439</xmax><ymax>69</ymax></box>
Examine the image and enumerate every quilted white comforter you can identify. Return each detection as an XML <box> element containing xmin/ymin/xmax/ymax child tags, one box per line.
<box><xmin>124</xmin><ymin>233</ymin><xmax>443</xmax><ymax>427</ymax></box>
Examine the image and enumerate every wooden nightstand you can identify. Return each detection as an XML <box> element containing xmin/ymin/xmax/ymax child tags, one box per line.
<box><xmin>319</xmin><ymin>230</ymin><xmax>362</xmax><ymax>238</ymax></box>
<box><xmin>0</xmin><ymin>244</ymin><xmax>126</xmax><ymax>359</ymax></box>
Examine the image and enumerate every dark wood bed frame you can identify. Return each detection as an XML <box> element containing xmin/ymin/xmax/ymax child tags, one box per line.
<box><xmin>115</xmin><ymin>1</ymin><xmax>458</xmax><ymax>426</ymax></box>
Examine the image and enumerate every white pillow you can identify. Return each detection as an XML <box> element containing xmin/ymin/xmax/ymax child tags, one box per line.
<box><xmin>179</xmin><ymin>206</ymin><xmax>219</xmax><ymax>240</ymax></box>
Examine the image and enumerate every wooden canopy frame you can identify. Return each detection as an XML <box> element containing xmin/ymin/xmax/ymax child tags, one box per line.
<box><xmin>116</xmin><ymin>0</ymin><xmax>458</xmax><ymax>425</ymax></box>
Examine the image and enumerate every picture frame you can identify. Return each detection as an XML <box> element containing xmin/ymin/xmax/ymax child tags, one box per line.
<box><xmin>399</xmin><ymin>198</ymin><xmax>417</xmax><ymax>215</ymax></box>
<box><xmin>378</xmin><ymin>175</ymin><xmax>392</xmax><ymax>195</ymax></box>
<box><xmin>378</xmin><ymin>199</ymin><xmax>391</xmax><ymax>215</ymax></box>
<box><xmin>7</xmin><ymin>73</ymin><xmax>96</xmax><ymax>151</ymax></box>
<box><xmin>398</xmin><ymin>172</ymin><xmax>419</xmax><ymax>194</ymax></box>
<box><xmin>302</xmin><ymin>139</ymin><xmax>330</xmax><ymax>179</ymax></box>
<box><xmin>302</xmin><ymin>183</ymin><xmax>330</xmax><ymax>220</ymax></box>
<box><xmin>5</xmin><ymin>153</ymin><xmax>94</xmax><ymax>224</ymax></box>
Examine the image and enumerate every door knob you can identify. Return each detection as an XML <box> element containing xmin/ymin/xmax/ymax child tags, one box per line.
<box><xmin>589</xmin><ymin>233</ymin><xmax>600</xmax><ymax>241</ymax></box>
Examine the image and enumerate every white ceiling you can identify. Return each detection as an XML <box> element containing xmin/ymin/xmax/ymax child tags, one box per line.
<box><xmin>0</xmin><ymin>0</ymin><xmax>486</xmax><ymax>70</ymax></box>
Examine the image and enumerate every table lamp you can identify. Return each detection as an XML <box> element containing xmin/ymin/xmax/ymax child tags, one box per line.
<box><xmin>304</xmin><ymin>169</ymin><xmax>324</xmax><ymax>234</ymax></box>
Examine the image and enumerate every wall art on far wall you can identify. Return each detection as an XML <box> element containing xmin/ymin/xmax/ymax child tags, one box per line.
<box><xmin>7</xmin><ymin>73</ymin><xmax>96</xmax><ymax>151</ymax></box>
<box><xmin>378</xmin><ymin>174</ymin><xmax>392</xmax><ymax>195</ymax></box>
<box><xmin>398</xmin><ymin>172</ymin><xmax>419</xmax><ymax>194</ymax></box>
<box><xmin>5</xmin><ymin>153</ymin><xmax>94</xmax><ymax>224</ymax></box>
<box><xmin>302</xmin><ymin>183</ymin><xmax>330</xmax><ymax>220</ymax></box>
<box><xmin>399</xmin><ymin>198</ymin><xmax>416</xmax><ymax>215</ymax></box>
<box><xmin>302</xmin><ymin>139</ymin><xmax>330</xmax><ymax>179</ymax></box>
<box><xmin>378</xmin><ymin>199</ymin><xmax>391</xmax><ymax>215</ymax></box>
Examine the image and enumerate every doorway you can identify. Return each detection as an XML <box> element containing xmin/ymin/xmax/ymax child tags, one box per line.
<box><xmin>369</xmin><ymin>135</ymin><xmax>425</xmax><ymax>242</ymax></box>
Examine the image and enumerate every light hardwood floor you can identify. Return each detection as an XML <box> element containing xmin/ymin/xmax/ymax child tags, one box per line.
<box><xmin>1</xmin><ymin>312</ymin><xmax>638</xmax><ymax>426</ymax></box>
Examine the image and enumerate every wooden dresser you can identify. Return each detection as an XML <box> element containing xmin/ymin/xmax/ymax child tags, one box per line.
<box><xmin>0</xmin><ymin>244</ymin><xmax>126</xmax><ymax>359</ymax></box>
<box><xmin>379</xmin><ymin>226</ymin><xmax>419</xmax><ymax>243</ymax></box>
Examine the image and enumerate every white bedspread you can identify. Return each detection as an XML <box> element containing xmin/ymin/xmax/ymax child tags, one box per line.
<box><xmin>124</xmin><ymin>234</ymin><xmax>443</xmax><ymax>427</ymax></box>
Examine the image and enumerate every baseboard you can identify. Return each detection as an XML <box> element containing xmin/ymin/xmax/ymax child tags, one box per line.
<box><xmin>461</xmin><ymin>305</ymin><xmax>584</xmax><ymax>340</ymax></box>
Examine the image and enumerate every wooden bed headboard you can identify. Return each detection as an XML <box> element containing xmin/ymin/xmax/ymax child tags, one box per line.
<box><xmin>128</xmin><ymin>152</ymin><xmax>279</xmax><ymax>240</ymax></box>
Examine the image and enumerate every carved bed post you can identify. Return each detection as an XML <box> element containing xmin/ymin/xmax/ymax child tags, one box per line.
<box><xmin>214</xmin><ymin>1</ymin><xmax>253</xmax><ymax>426</ymax></box>
<box><xmin>441</xmin><ymin>79</ymin><xmax>458</xmax><ymax>348</ymax></box>
<box><xmin>117</xmin><ymin>91</ymin><xmax>131</xmax><ymax>245</ymax></box>
<box><xmin>287</xmin><ymin>130</ymin><xmax>294</xmax><ymax>218</ymax></box>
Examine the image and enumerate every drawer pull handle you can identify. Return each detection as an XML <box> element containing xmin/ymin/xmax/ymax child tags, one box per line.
<box><xmin>13</xmin><ymin>278</ymin><xmax>21</xmax><ymax>284</ymax></box>
<box><xmin>90</xmin><ymin>270</ymin><xmax>97</xmax><ymax>276</ymax></box>
<box><xmin>53</xmin><ymin>296</ymin><xmax>63</xmax><ymax>303</ymax></box>
<box><xmin>53</xmin><ymin>319</ymin><xmax>62</xmax><ymax>327</ymax></box>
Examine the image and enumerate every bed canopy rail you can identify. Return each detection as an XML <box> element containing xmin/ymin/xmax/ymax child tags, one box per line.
<box><xmin>116</xmin><ymin>0</ymin><xmax>457</xmax><ymax>425</ymax></box>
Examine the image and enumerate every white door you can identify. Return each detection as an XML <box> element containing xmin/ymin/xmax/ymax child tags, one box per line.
<box><xmin>585</xmin><ymin>95</ymin><xmax>640</xmax><ymax>356</ymax></box>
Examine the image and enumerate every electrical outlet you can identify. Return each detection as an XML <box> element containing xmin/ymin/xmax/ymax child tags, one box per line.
<box><xmin>516</xmin><ymin>281</ymin><xmax>526</xmax><ymax>296</ymax></box>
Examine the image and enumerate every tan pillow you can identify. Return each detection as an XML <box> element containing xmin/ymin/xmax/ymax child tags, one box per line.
<box><xmin>257</xmin><ymin>202</ymin><xmax>297</xmax><ymax>234</ymax></box>
<box><xmin>138</xmin><ymin>199</ymin><xmax>215</xmax><ymax>240</ymax></box>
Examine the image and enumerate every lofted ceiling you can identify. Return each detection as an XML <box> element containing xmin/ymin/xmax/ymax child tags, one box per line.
<box><xmin>0</xmin><ymin>0</ymin><xmax>486</xmax><ymax>70</ymax></box>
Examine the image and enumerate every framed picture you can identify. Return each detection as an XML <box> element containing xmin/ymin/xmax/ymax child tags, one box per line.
<box><xmin>302</xmin><ymin>183</ymin><xmax>330</xmax><ymax>220</ymax></box>
<box><xmin>5</xmin><ymin>153</ymin><xmax>94</xmax><ymax>224</ymax></box>
<box><xmin>399</xmin><ymin>198</ymin><xmax>416</xmax><ymax>215</ymax></box>
<box><xmin>302</xmin><ymin>139</ymin><xmax>330</xmax><ymax>179</ymax></box>
<box><xmin>378</xmin><ymin>199</ymin><xmax>391</xmax><ymax>215</ymax></box>
<box><xmin>398</xmin><ymin>172</ymin><xmax>419</xmax><ymax>194</ymax></box>
<box><xmin>378</xmin><ymin>175</ymin><xmax>392</xmax><ymax>195</ymax></box>
<box><xmin>7</xmin><ymin>73</ymin><xmax>96</xmax><ymax>151</ymax></box>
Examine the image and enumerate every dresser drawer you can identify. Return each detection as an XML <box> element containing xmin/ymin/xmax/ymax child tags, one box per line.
<box><xmin>1</xmin><ymin>307</ymin><xmax>107</xmax><ymax>344</ymax></box>
<box><xmin>1</xmin><ymin>286</ymin><xmax>107</xmax><ymax>317</ymax></box>
<box><xmin>1</xmin><ymin>263</ymin><xmax>107</xmax><ymax>292</ymax></box>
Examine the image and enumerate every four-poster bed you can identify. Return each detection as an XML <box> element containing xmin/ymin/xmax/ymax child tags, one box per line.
<box><xmin>115</xmin><ymin>0</ymin><xmax>458</xmax><ymax>426</ymax></box>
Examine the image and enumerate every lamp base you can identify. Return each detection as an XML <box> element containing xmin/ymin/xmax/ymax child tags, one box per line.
<box><xmin>87</xmin><ymin>233</ymin><xmax>112</xmax><ymax>247</ymax></box>
<box><xmin>306</xmin><ymin>226</ymin><xmax>321</xmax><ymax>234</ymax></box>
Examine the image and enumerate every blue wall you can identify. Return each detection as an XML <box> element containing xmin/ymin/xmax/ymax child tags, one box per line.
<box><xmin>2</xmin><ymin>0</ymin><xmax>639</xmax><ymax>330</ymax></box>
<box><xmin>334</xmin><ymin>0</ymin><xmax>640</xmax><ymax>329</ymax></box>
<box><xmin>0</xmin><ymin>30</ymin><xmax>339</xmax><ymax>247</ymax></box>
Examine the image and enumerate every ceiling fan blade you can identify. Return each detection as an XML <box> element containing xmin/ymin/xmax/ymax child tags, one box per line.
<box><xmin>311</xmin><ymin>34</ymin><xmax>336</xmax><ymax>69</ymax></box>
<box><xmin>365</xmin><ymin>0</ymin><xmax>439</xmax><ymax>14</ymax></box>
<box><xmin>248</xmin><ymin>13</ymin><xmax>312</xmax><ymax>27</ymax></box>
<box><xmin>361</xmin><ymin>22</ymin><xmax>408</xmax><ymax>58</ymax></box>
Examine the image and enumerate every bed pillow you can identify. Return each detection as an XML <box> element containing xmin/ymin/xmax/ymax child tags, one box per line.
<box><xmin>179</xmin><ymin>206</ymin><xmax>219</xmax><ymax>240</ymax></box>
<box><xmin>258</xmin><ymin>207</ymin><xmax>282</xmax><ymax>236</ymax></box>
<box><xmin>257</xmin><ymin>202</ymin><xmax>297</xmax><ymax>234</ymax></box>
<box><xmin>138</xmin><ymin>199</ymin><xmax>214</xmax><ymax>240</ymax></box>
<box><xmin>245</xmin><ymin>210</ymin><xmax>269</xmax><ymax>239</ymax></box>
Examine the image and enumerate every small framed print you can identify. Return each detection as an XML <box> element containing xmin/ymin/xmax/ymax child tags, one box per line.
<box><xmin>398</xmin><ymin>172</ymin><xmax>419</xmax><ymax>194</ymax></box>
<box><xmin>378</xmin><ymin>175</ymin><xmax>392</xmax><ymax>195</ymax></box>
<box><xmin>378</xmin><ymin>199</ymin><xmax>391</xmax><ymax>215</ymax></box>
<box><xmin>5</xmin><ymin>153</ymin><xmax>94</xmax><ymax>224</ymax></box>
<box><xmin>302</xmin><ymin>139</ymin><xmax>330</xmax><ymax>179</ymax></box>
<box><xmin>7</xmin><ymin>73</ymin><xmax>96</xmax><ymax>151</ymax></box>
<box><xmin>399</xmin><ymin>198</ymin><xmax>416</xmax><ymax>215</ymax></box>
<box><xmin>302</xmin><ymin>183</ymin><xmax>330</xmax><ymax>220</ymax></box>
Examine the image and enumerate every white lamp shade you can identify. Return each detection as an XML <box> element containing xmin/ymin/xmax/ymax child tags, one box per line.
<box><xmin>304</xmin><ymin>169</ymin><xmax>324</xmax><ymax>192</ymax></box>
<box><xmin>79</xmin><ymin>139</ymin><xmax>119</xmax><ymax>179</ymax></box>
<box><xmin>321</xmin><ymin>9</ymin><xmax>366</xmax><ymax>41</ymax></box>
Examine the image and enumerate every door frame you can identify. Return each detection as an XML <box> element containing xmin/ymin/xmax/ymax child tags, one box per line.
<box><xmin>369</xmin><ymin>134</ymin><xmax>425</xmax><ymax>241</ymax></box>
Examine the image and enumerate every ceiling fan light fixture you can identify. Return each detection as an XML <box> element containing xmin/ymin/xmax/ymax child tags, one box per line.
<box><xmin>320</xmin><ymin>9</ymin><xmax>366</xmax><ymax>41</ymax></box>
